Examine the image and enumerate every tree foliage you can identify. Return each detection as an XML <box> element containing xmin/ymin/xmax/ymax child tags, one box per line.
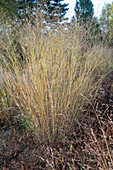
<box><xmin>46</xmin><ymin>0</ymin><xmax>69</xmax><ymax>23</ymax></box>
<box><xmin>17</xmin><ymin>0</ymin><xmax>46</xmax><ymax>23</ymax></box>
<box><xmin>99</xmin><ymin>2</ymin><xmax>113</xmax><ymax>43</ymax></box>
<box><xmin>0</xmin><ymin>0</ymin><xmax>69</xmax><ymax>26</ymax></box>
<box><xmin>74</xmin><ymin>0</ymin><xmax>94</xmax><ymax>24</ymax></box>
<box><xmin>0</xmin><ymin>0</ymin><xmax>18</xmax><ymax>25</ymax></box>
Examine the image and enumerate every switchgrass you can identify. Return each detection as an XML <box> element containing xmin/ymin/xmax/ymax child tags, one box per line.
<box><xmin>91</xmin><ymin>112</ymin><xmax>113</xmax><ymax>169</ymax></box>
<box><xmin>88</xmin><ymin>75</ymin><xmax>113</xmax><ymax>169</ymax></box>
<box><xmin>0</xmin><ymin>21</ymin><xmax>112</xmax><ymax>142</ymax></box>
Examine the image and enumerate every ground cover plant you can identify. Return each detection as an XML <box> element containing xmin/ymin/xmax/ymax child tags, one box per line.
<box><xmin>0</xmin><ymin>19</ymin><xmax>113</xmax><ymax>169</ymax></box>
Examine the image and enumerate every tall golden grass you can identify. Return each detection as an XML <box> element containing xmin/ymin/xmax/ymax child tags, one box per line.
<box><xmin>0</xmin><ymin>20</ymin><xmax>112</xmax><ymax>142</ymax></box>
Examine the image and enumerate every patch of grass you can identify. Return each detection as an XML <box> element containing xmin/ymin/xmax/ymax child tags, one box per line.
<box><xmin>1</xmin><ymin>21</ymin><xmax>112</xmax><ymax>143</ymax></box>
<box><xmin>91</xmin><ymin>113</ymin><xmax>113</xmax><ymax>169</ymax></box>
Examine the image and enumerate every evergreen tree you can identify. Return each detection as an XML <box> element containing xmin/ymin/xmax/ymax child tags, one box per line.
<box><xmin>0</xmin><ymin>0</ymin><xmax>51</xmax><ymax>24</ymax></box>
<box><xmin>17</xmin><ymin>0</ymin><xmax>42</xmax><ymax>23</ymax></box>
<box><xmin>0</xmin><ymin>0</ymin><xmax>69</xmax><ymax>25</ymax></box>
<box><xmin>46</xmin><ymin>0</ymin><xmax>69</xmax><ymax>23</ymax></box>
<box><xmin>74</xmin><ymin>0</ymin><xmax>94</xmax><ymax>24</ymax></box>
<box><xmin>16</xmin><ymin>0</ymin><xmax>68</xmax><ymax>24</ymax></box>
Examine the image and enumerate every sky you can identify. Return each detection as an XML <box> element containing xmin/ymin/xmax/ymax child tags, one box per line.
<box><xmin>64</xmin><ymin>0</ymin><xmax>113</xmax><ymax>21</ymax></box>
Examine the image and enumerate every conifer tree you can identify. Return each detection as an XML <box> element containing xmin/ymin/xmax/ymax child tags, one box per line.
<box><xmin>0</xmin><ymin>0</ymin><xmax>69</xmax><ymax>26</ymax></box>
<box><xmin>17</xmin><ymin>0</ymin><xmax>42</xmax><ymax>23</ymax></box>
<box><xmin>46</xmin><ymin>0</ymin><xmax>69</xmax><ymax>23</ymax></box>
<box><xmin>74</xmin><ymin>0</ymin><xmax>94</xmax><ymax>24</ymax></box>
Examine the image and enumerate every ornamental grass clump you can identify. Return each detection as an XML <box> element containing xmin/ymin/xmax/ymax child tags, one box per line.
<box><xmin>1</xmin><ymin>22</ymin><xmax>112</xmax><ymax>142</ymax></box>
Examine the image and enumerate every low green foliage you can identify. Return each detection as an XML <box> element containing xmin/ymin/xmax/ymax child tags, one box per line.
<box><xmin>0</xmin><ymin>86</ymin><xmax>13</xmax><ymax>113</ymax></box>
